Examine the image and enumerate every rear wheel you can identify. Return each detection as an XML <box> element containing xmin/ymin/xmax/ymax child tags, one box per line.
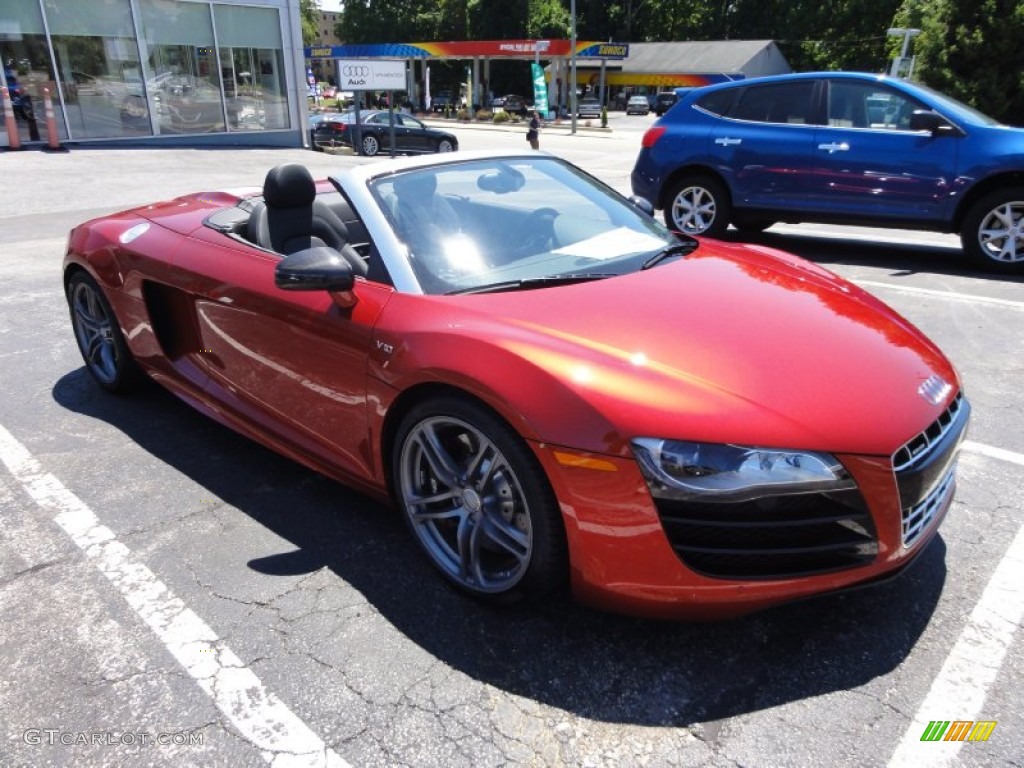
<box><xmin>66</xmin><ymin>271</ymin><xmax>141</xmax><ymax>393</ymax></box>
<box><xmin>361</xmin><ymin>133</ymin><xmax>380</xmax><ymax>156</ymax></box>
<box><xmin>392</xmin><ymin>396</ymin><xmax>567</xmax><ymax>603</ymax></box>
<box><xmin>961</xmin><ymin>187</ymin><xmax>1024</xmax><ymax>273</ymax></box>
<box><xmin>664</xmin><ymin>175</ymin><xmax>731</xmax><ymax>237</ymax></box>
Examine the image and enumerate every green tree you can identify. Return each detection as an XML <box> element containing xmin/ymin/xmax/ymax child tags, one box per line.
<box><xmin>299</xmin><ymin>0</ymin><xmax>320</xmax><ymax>45</ymax></box>
<box><xmin>897</xmin><ymin>0</ymin><xmax>1024</xmax><ymax>125</ymax></box>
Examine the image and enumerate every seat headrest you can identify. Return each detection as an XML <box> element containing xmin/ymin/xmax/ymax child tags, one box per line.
<box><xmin>263</xmin><ymin>164</ymin><xmax>316</xmax><ymax>209</ymax></box>
<box><xmin>394</xmin><ymin>172</ymin><xmax>437</xmax><ymax>199</ymax></box>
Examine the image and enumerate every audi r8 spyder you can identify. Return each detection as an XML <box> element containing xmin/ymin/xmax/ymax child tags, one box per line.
<box><xmin>63</xmin><ymin>151</ymin><xmax>970</xmax><ymax>619</ymax></box>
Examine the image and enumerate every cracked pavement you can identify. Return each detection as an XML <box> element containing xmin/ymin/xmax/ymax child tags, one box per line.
<box><xmin>1</xmin><ymin>130</ymin><xmax>1022</xmax><ymax>767</ymax></box>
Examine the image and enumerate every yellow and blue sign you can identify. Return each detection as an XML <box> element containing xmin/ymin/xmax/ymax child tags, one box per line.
<box><xmin>305</xmin><ymin>40</ymin><xmax>628</xmax><ymax>60</ymax></box>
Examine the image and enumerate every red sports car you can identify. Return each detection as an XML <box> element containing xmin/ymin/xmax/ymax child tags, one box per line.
<box><xmin>63</xmin><ymin>151</ymin><xmax>970</xmax><ymax>619</ymax></box>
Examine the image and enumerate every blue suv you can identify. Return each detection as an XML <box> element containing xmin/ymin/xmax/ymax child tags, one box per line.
<box><xmin>631</xmin><ymin>72</ymin><xmax>1024</xmax><ymax>273</ymax></box>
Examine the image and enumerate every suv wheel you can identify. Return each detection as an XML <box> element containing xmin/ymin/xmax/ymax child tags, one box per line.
<box><xmin>961</xmin><ymin>187</ymin><xmax>1024</xmax><ymax>273</ymax></box>
<box><xmin>664</xmin><ymin>176</ymin><xmax>731</xmax><ymax>237</ymax></box>
<box><xmin>731</xmin><ymin>215</ymin><xmax>775</xmax><ymax>234</ymax></box>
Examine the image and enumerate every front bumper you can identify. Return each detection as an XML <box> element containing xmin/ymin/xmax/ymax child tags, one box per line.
<box><xmin>529</xmin><ymin>395</ymin><xmax>968</xmax><ymax>619</ymax></box>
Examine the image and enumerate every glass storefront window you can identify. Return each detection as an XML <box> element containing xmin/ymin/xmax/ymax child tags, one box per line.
<box><xmin>1</xmin><ymin>0</ymin><xmax>61</xmax><ymax>145</ymax></box>
<box><xmin>3</xmin><ymin>1</ymin><xmax>294</xmax><ymax>144</ymax></box>
<box><xmin>214</xmin><ymin>5</ymin><xmax>286</xmax><ymax>132</ymax></box>
<box><xmin>44</xmin><ymin>0</ymin><xmax>151</xmax><ymax>139</ymax></box>
<box><xmin>140</xmin><ymin>0</ymin><xmax>225</xmax><ymax>135</ymax></box>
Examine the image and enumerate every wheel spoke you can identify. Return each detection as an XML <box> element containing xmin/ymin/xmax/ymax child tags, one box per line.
<box><xmin>84</xmin><ymin>332</ymin><xmax>106</xmax><ymax>364</ymax></box>
<box><xmin>414</xmin><ymin>424</ymin><xmax>462</xmax><ymax>488</ymax></box>
<box><xmin>456</xmin><ymin>513</ymin><xmax>486</xmax><ymax>585</ymax></box>
<box><xmin>407</xmin><ymin>488</ymin><xmax>461</xmax><ymax>508</ymax></box>
<box><xmin>98</xmin><ymin>340</ymin><xmax>117</xmax><ymax>373</ymax></box>
<box><xmin>409</xmin><ymin>500</ymin><xmax>463</xmax><ymax>521</ymax></box>
<box><xmin>73</xmin><ymin>298</ymin><xmax>102</xmax><ymax>330</ymax></box>
<box><xmin>467</xmin><ymin>442</ymin><xmax>498</xmax><ymax>489</ymax></box>
<box><xmin>480</xmin><ymin>512</ymin><xmax>530</xmax><ymax>562</ymax></box>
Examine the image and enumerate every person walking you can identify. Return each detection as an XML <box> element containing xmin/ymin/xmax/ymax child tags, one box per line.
<box><xmin>527</xmin><ymin>110</ymin><xmax>540</xmax><ymax>150</ymax></box>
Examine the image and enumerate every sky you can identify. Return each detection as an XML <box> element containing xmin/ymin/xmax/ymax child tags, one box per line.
<box><xmin>319</xmin><ymin>1</ymin><xmax>344</xmax><ymax>12</ymax></box>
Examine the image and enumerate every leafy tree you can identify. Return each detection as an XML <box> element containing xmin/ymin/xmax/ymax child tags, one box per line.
<box><xmin>896</xmin><ymin>0</ymin><xmax>1024</xmax><ymax>125</ymax></box>
<box><xmin>527</xmin><ymin>0</ymin><xmax>571</xmax><ymax>38</ymax></box>
<box><xmin>299</xmin><ymin>0</ymin><xmax>320</xmax><ymax>45</ymax></box>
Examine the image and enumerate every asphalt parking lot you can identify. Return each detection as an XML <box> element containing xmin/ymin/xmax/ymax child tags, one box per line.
<box><xmin>1</xmin><ymin>126</ymin><xmax>1022</xmax><ymax>768</ymax></box>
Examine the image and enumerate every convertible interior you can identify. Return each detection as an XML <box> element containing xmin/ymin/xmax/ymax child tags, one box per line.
<box><xmin>202</xmin><ymin>163</ymin><xmax>380</xmax><ymax>281</ymax></box>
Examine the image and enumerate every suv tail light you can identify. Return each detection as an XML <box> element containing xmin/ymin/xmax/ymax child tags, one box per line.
<box><xmin>641</xmin><ymin>126</ymin><xmax>667</xmax><ymax>149</ymax></box>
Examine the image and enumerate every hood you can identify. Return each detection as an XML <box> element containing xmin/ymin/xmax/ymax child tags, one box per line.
<box><xmin>411</xmin><ymin>242</ymin><xmax>959</xmax><ymax>456</ymax></box>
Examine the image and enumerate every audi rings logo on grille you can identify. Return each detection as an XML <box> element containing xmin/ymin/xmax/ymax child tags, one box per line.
<box><xmin>918</xmin><ymin>374</ymin><xmax>952</xmax><ymax>406</ymax></box>
<box><xmin>342</xmin><ymin>65</ymin><xmax>370</xmax><ymax>77</ymax></box>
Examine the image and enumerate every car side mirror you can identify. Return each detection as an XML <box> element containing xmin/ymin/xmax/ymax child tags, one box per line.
<box><xmin>909</xmin><ymin>109</ymin><xmax>961</xmax><ymax>137</ymax></box>
<box><xmin>628</xmin><ymin>195</ymin><xmax>655</xmax><ymax>217</ymax></box>
<box><xmin>275</xmin><ymin>246</ymin><xmax>355</xmax><ymax>292</ymax></box>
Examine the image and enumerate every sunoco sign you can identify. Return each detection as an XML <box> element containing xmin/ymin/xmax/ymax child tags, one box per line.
<box><xmin>336</xmin><ymin>60</ymin><xmax>406</xmax><ymax>90</ymax></box>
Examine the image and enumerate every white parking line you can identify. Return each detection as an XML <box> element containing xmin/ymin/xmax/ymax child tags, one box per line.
<box><xmin>856</xmin><ymin>280</ymin><xmax>1024</xmax><ymax>311</ymax></box>
<box><xmin>962</xmin><ymin>440</ymin><xmax>1024</xmax><ymax>467</ymax></box>
<box><xmin>887</xmin><ymin>524</ymin><xmax>1024</xmax><ymax>767</ymax></box>
<box><xmin>0</xmin><ymin>423</ymin><xmax>350</xmax><ymax>768</ymax></box>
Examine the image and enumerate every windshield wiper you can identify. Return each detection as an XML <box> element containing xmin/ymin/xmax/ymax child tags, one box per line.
<box><xmin>446</xmin><ymin>273</ymin><xmax>619</xmax><ymax>295</ymax></box>
<box><xmin>642</xmin><ymin>241</ymin><xmax>697</xmax><ymax>270</ymax></box>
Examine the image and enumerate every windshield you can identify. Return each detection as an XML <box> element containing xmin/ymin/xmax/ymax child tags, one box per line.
<box><xmin>370</xmin><ymin>157</ymin><xmax>687</xmax><ymax>294</ymax></box>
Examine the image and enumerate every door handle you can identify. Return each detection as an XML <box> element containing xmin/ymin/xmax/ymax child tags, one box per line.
<box><xmin>714</xmin><ymin>137</ymin><xmax>742</xmax><ymax>146</ymax></box>
<box><xmin>817</xmin><ymin>142</ymin><xmax>850</xmax><ymax>153</ymax></box>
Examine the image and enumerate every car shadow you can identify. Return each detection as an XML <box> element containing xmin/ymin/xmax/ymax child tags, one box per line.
<box><xmin>53</xmin><ymin>369</ymin><xmax>947</xmax><ymax>728</ymax></box>
<box><xmin>717</xmin><ymin>228</ymin><xmax>1024</xmax><ymax>284</ymax></box>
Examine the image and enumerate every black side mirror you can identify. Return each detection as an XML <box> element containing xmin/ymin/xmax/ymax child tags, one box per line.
<box><xmin>275</xmin><ymin>247</ymin><xmax>355</xmax><ymax>292</ymax></box>
<box><xmin>909</xmin><ymin>109</ymin><xmax>962</xmax><ymax>137</ymax></box>
<box><xmin>628</xmin><ymin>195</ymin><xmax>655</xmax><ymax>217</ymax></box>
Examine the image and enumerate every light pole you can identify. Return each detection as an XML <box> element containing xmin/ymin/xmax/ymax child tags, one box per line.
<box><xmin>570</xmin><ymin>0</ymin><xmax>577</xmax><ymax>134</ymax></box>
<box><xmin>886</xmin><ymin>27</ymin><xmax>921</xmax><ymax>78</ymax></box>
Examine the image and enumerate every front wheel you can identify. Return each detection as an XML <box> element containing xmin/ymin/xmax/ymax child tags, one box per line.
<box><xmin>664</xmin><ymin>176</ymin><xmax>731</xmax><ymax>237</ymax></box>
<box><xmin>731</xmin><ymin>215</ymin><xmax>775</xmax><ymax>234</ymax></box>
<box><xmin>66</xmin><ymin>271</ymin><xmax>141</xmax><ymax>393</ymax></box>
<box><xmin>361</xmin><ymin>133</ymin><xmax>380</xmax><ymax>156</ymax></box>
<box><xmin>961</xmin><ymin>187</ymin><xmax>1024</xmax><ymax>273</ymax></box>
<box><xmin>392</xmin><ymin>396</ymin><xmax>567</xmax><ymax>603</ymax></box>
<box><xmin>436</xmin><ymin>138</ymin><xmax>455</xmax><ymax>153</ymax></box>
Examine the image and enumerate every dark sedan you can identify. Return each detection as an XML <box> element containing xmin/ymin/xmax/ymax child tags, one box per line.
<box><xmin>312</xmin><ymin>110</ymin><xmax>458</xmax><ymax>156</ymax></box>
<box><xmin>492</xmin><ymin>94</ymin><xmax>528</xmax><ymax>115</ymax></box>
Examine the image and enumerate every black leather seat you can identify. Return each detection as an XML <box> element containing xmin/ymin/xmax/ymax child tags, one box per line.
<box><xmin>248</xmin><ymin>164</ymin><xmax>351</xmax><ymax>255</ymax></box>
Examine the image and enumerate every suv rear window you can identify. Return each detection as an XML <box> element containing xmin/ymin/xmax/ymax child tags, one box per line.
<box><xmin>695</xmin><ymin>89</ymin><xmax>737</xmax><ymax>117</ymax></box>
<box><xmin>729</xmin><ymin>82</ymin><xmax>815</xmax><ymax>124</ymax></box>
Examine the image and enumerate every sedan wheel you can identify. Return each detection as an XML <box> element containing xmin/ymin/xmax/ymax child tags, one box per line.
<box><xmin>436</xmin><ymin>138</ymin><xmax>455</xmax><ymax>153</ymax></box>
<box><xmin>67</xmin><ymin>272</ymin><xmax>141</xmax><ymax>393</ymax></box>
<box><xmin>393</xmin><ymin>397</ymin><xmax>566</xmax><ymax>602</ymax></box>
<box><xmin>961</xmin><ymin>187</ymin><xmax>1024</xmax><ymax>273</ymax></box>
<box><xmin>664</xmin><ymin>176</ymin><xmax>731</xmax><ymax>237</ymax></box>
<box><xmin>361</xmin><ymin>133</ymin><xmax>380</xmax><ymax>156</ymax></box>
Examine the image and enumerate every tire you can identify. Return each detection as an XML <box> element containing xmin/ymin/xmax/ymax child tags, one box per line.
<box><xmin>960</xmin><ymin>187</ymin><xmax>1024</xmax><ymax>273</ymax></box>
<box><xmin>361</xmin><ymin>133</ymin><xmax>380</xmax><ymax>156</ymax></box>
<box><xmin>392</xmin><ymin>395</ymin><xmax>567</xmax><ymax>603</ymax></box>
<box><xmin>436</xmin><ymin>138</ymin><xmax>455</xmax><ymax>153</ymax></box>
<box><xmin>731</xmin><ymin>215</ymin><xmax>775</xmax><ymax>234</ymax></box>
<box><xmin>663</xmin><ymin>175</ymin><xmax>731</xmax><ymax>237</ymax></box>
<box><xmin>66</xmin><ymin>271</ymin><xmax>142</xmax><ymax>393</ymax></box>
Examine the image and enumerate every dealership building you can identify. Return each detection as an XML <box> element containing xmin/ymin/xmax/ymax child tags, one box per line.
<box><xmin>1</xmin><ymin>0</ymin><xmax>309</xmax><ymax>148</ymax></box>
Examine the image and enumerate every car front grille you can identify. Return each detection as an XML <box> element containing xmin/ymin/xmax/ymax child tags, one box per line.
<box><xmin>654</xmin><ymin>490</ymin><xmax>878</xmax><ymax>580</ymax></box>
<box><xmin>893</xmin><ymin>390</ymin><xmax>970</xmax><ymax>547</ymax></box>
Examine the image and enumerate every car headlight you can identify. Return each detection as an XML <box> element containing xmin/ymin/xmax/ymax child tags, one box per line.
<box><xmin>631</xmin><ymin>438</ymin><xmax>855</xmax><ymax>503</ymax></box>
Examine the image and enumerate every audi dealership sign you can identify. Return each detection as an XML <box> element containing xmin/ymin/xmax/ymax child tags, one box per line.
<box><xmin>336</xmin><ymin>60</ymin><xmax>406</xmax><ymax>91</ymax></box>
